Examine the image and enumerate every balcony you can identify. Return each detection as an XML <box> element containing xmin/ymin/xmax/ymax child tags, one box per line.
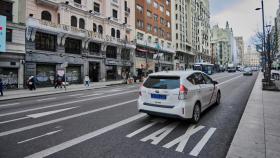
<box><xmin>36</xmin><ymin>0</ymin><xmax>60</xmax><ymax>7</ymax></box>
<box><xmin>125</xmin><ymin>7</ymin><xmax>130</xmax><ymax>15</ymax></box>
<box><xmin>67</xmin><ymin>0</ymin><xmax>87</xmax><ymax>11</ymax></box>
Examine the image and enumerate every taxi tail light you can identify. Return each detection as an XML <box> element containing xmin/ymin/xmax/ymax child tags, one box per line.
<box><xmin>178</xmin><ymin>84</ymin><xmax>188</xmax><ymax>100</ymax></box>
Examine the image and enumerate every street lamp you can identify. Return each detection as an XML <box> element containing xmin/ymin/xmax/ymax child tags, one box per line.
<box><xmin>255</xmin><ymin>0</ymin><xmax>267</xmax><ymax>79</ymax></box>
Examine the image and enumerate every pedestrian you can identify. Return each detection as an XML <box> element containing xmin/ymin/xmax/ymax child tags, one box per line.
<box><xmin>0</xmin><ymin>78</ymin><xmax>4</xmax><ymax>96</ymax></box>
<box><xmin>84</xmin><ymin>75</ymin><xmax>90</xmax><ymax>87</ymax></box>
<box><xmin>27</xmin><ymin>76</ymin><xmax>36</xmax><ymax>91</ymax></box>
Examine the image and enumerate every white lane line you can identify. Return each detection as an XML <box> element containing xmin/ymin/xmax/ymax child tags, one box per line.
<box><xmin>0</xmin><ymin>107</ymin><xmax>79</xmax><ymax>125</ymax></box>
<box><xmin>24</xmin><ymin>113</ymin><xmax>146</xmax><ymax>158</ymax></box>
<box><xmin>27</xmin><ymin>107</ymin><xmax>79</xmax><ymax>118</ymax></box>
<box><xmin>0</xmin><ymin>117</ymin><xmax>29</xmax><ymax>124</ymax></box>
<box><xmin>68</xmin><ymin>93</ymin><xmax>84</xmax><ymax>97</ymax></box>
<box><xmin>0</xmin><ymin>102</ymin><xmax>20</xmax><ymax>108</ymax></box>
<box><xmin>218</xmin><ymin>75</ymin><xmax>242</xmax><ymax>86</ymax></box>
<box><xmin>0</xmin><ymin>90</ymin><xmax>138</xmax><ymax>117</ymax></box>
<box><xmin>17</xmin><ymin>129</ymin><xmax>62</xmax><ymax>144</ymax></box>
<box><xmin>79</xmin><ymin>93</ymin><xmax>104</xmax><ymax>98</ymax></box>
<box><xmin>189</xmin><ymin>128</ymin><xmax>216</xmax><ymax>157</ymax></box>
<box><xmin>0</xmin><ymin>99</ymin><xmax>137</xmax><ymax>137</ymax></box>
<box><xmin>37</xmin><ymin>97</ymin><xmax>57</xmax><ymax>102</ymax></box>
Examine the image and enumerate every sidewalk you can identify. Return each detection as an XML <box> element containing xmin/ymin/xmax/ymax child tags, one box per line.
<box><xmin>226</xmin><ymin>73</ymin><xmax>280</xmax><ymax>158</ymax></box>
<box><xmin>0</xmin><ymin>80</ymin><xmax>126</xmax><ymax>101</ymax></box>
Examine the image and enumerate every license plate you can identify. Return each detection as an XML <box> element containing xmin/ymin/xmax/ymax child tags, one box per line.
<box><xmin>151</xmin><ymin>94</ymin><xmax>166</xmax><ymax>100</ymax></box>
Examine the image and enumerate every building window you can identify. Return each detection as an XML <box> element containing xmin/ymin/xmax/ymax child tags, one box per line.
<box><xmin>136</xmin><ymin>5</ymin><xmax>143</xmax><ymax>14</ymax></box>
<box><xmin>160</xmin><ymin>5</ymin><xmax>164</xmax><ymax>12</ymax></box>
<box><xmin>116</xmin><ymin>30</ymin><xmax>120</xmax><ymax>38</ymax></box>
<box><xmin>111</xmin><ymin>28</ymin><xmax>115</xmax><ymax>37</ymax></box>
<box><xmin>0</xmin><ymin>1</ymin><xmax>13</xmax><ymax>21</ymax></box>
<box><xmin>79</xmin><ymin>18</ymin><xmax>85</xmax><ymax>29</ymax></box>
<box><xmin>147</xmin><ymin>10</ymin><xmax>152</xmax><ymax>18</ymax></box>
<box><xmin>89</xmin><ymin>42</ymin><xmax>101</xmax><ymax>54</ymax></box>
<box><xmin>147</xmin><ymin>24</ymin><xmax>152</xmax><ymax>32</ymax></box>
<box><xmin>98</xmin><ymin>25</ymin><xmax>103</xmax><ymax>34</ymax></box>
<box><xmin>153</xmin><ymin>1</ymin><xmax>158</xmax><ymax>9</ymax></box>
<box><xmin>35</xmin><ymin>32</ymin><xmax>56</xmax><ymax>51</ymax></box>
<box><xmin>112</xmin><ymin>9</ymin><xmax>118</xmax><ymax>19</ymax></box>
<box><xmin>93</xmin><ymin>23</ymin><xmax>97</xmax><ymax>32</ymax></box>
<box><xmin>65</xmin><ymin>38</ymin><xmax>82</xmax><ymax>54</ymax></box>
<box><xmin>58</xmin><ymin>13</ymin><xmax>60</xmax><ymax>24</ymax></box>
<box><xmin>74</xmin><ymin>0</ymin><xmax>81</xmax><ymax>4</ymax></box>
<box><xmin>137</xmin><ymin>32</ymin><xmax>144</xmax><ymax>40</ymax></box>
<box><xmin>41</xmin><ymin>11</ymin><xmax>52</xmax><ymax>21</ymax></box>
<box><xmin>94</xmin><ymin>2</ymin><xmax>100</xmax><ymax>13</ymax></box>
<box><xmin>106</xmin><ymin>46</ymin><xmax>117</xmax><ymax>58</ymax></box>
<box><xmin>6</xmin><ymin>29</ymin><xmax>12</xmax><ymax>42</ymax></box>
<box><xmin>154</xmin><ymin>14</ymin><xmax>158</xmax><ymax>21</ymax></box>
<box><xmin>136</xmin><ymin>20</ymin><xmax>144</xmax><ymax>29</ymax></box>
<box><xmin>71</xmin><ymin>16</ymin><xmax>77</xmax><ymax>27</ymax></box>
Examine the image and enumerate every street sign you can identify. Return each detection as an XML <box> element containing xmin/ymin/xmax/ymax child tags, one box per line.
<box><xmin>0</xmin><ymin>15</ymin><xmax>7</xmax><ymax>53</ymax></box>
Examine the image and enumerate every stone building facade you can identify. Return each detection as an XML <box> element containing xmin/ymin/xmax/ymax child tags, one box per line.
<box><xmin>172</xmin><ymin>0</ymin><xmax>194</xmax><ymax>70</ymax></box>
<box><xmin>191</xmin><ymin>0</ymin><xmax>211</xmax><ymax>63</ymax></box>
<box><xmin>23</xmin><ymin>0</ymin><xmax>135</xmax><ymax>86</ymax></box>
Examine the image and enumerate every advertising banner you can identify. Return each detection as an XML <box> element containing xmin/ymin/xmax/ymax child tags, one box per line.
<box><xmin>0</xmin><ymin>15</ymin><xmax>6</xmax><ymax>52</ymax></box>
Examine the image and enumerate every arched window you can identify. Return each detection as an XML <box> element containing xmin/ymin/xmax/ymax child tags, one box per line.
<box><xmin>41</xmin><ymin>11</ymin><xmax>51</xmax><ymax>21</ymax></box>
<box><xmin>71</xmin><ymin>16</ymin><xmax>77</xmax><ymax>27</ymax></box>
<box><xmin>98</xmin><ymin>25</ymin><xmax>103</xmax><ymax>34</ymax></box>
<box><xmin>79</xmin><ymin>18</ymin><xmax>85</xmax><ymax>29</ymax></box>
<box><xmin>93</xmin><ymin>23</ymin><xmax>97</xmax><ymax>32</ymax></box>
<box><xmin>116</xmin><ymin>30</ymin><xmax>120</xmax><ymax>38</ymax></box>
<box><xmin>111</xmin><ymin>28</ymin><xmax>115</xmax><ymax>37</ymax></box>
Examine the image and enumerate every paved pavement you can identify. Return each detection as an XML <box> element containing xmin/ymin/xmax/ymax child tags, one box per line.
<box><xmin>226</xmin><ymin>72</ymin><xmax>280</xmax><ymax>158</ymax></box>
<box><xmin>0</xmin><ymin>72</ymin><xmax>258</xmax><ymax>158</ymax></box>
<box><xmin>0</xmin><ymin>80</ymin><xmax>125</xmax><ymax>101</ymax></box>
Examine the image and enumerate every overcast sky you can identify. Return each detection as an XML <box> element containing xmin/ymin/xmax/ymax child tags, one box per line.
<box><xmin>210</xmin><ymin>0</ymin><xmax>279</xmax><ymax>47</ymax></box>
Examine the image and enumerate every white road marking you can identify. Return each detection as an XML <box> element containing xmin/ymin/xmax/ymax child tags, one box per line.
<box><xmin>0</xmin><ymin>90</ymin><xmax>138</xmax><ymax>117</ymax></box>
<box><xmin>0</xmin><ymin>102</ymin><xmax>20</xmax><ymax>108</ymax></box>
<box><xmin>126</xmin><ymin>119</ymin><xmax>166</xmax><ymax>138</ymax></box>
<box><xmin>79</xmin><ymin>93</ymin><xmax>104</xmax><ymax>98</ymax></box>
<box><xmin>0</xmin><ymin>107</ymin><xmax>78</xmax><ymax>125</ymax></box>
<box><xmin>218</xmin><ymin>75</ymin><xmax>242</xmax><ymax>86</ymax></box>
<box><xmin>0</xmin><ymin>99</ymin><xmax>137</xmax><ymax>137</ymax></box>
<box><xmin>17</xmin><ymin>129</ymin><xmax>62</xmax><ymax>144</ymax></box>
<box><xmin>37</xmin><ymin>97</ymin><xmax>57</xmax><ymax>102</ymax></box>
<box><xmin>0</xmin><ymin>117</ymin><xmax>29</xmax><ymax>124</ymax></box>
<box><xmin>24</xmin><ymin>113</ymin><xmax>146</xmax><ymax>158</ymax></box>
<box><xmin>110</xmin><ymin>89</ymin><xmax>123</xmax><ymax>92</ymax></box>
<box><xmin>140</xmin><ymin>122</ymin><xmax>179</xmax><ymax>145</ymax></box>
<box><xmin>68</xmin><ymin>93</ymin><xmax>84</xmax><ymax>97</ymax></box>
<box><xmin>189</xmin><ymin>128</ymin><xmax>216</xmax><ymax>157</ymax></box>
<box><xmin>27</xmin><ymin>107</ymin><xmax>78</xmax><ymax>118</ymax></box>
<box><xmin>163</xmin><ymin>125</ymin><xmax>205</xmax><ymax>152</ymax></box>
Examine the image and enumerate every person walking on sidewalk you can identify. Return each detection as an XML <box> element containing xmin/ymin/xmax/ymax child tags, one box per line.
<box><xmin>27</xmin><ymin>76</ymin><xmax>36</xmax><ymax>91</ymax></box>
<box><xmin>84</xmin><ymin>75</ymin><xmax>90</xmax><ymax>87</ymax></box>
<box><xmin>0</xmin><ymin>78</ymin><xmax>4</xmax><ymax>96</ymax></box>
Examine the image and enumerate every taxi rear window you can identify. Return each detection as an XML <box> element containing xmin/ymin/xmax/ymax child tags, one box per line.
<box><xmin>143</xmin><ymin>76</ymin><xmax>180</xmax><ymax>89</ymax></box>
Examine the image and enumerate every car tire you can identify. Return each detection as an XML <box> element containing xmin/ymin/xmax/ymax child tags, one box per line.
<box><xmin>191</xmin><ymin>103</ymin><xmax>201</xmax><ymax>124</ymax></box>
<box><xmin>215</xmin><ymin>91</ymin><xmax>221</xmax><ymax>105</ymax></box>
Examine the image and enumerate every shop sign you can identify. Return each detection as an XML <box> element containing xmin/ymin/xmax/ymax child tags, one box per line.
<box><xmin>0</xmin><ymin>15</ymin><xmax>6</xmax><ymax>53</ymax></box>
<box><xmin>106</xmin><ymin>59</ymin><xmax>119</xmax><ymax>65</ymax></box>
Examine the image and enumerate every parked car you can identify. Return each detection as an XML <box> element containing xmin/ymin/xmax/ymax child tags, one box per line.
<box><xmin>138</xmin><ymin>70</ymin><xmax>221</xmax><ymax>123</ymax></box>
<box><xmin>243</xmin><ymin>67</ymin><xmax>253</xmax><ymax>76</ymax></box>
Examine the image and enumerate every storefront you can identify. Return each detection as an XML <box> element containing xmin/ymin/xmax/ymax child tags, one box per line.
<box><xmin>0</xmin><ymin>67</ymin><xmax>18</xmax><ymax>89</ymax></box>
<box><xmin>36</xmin><ymin>64</ymin><xmax>56</xmax><ymax>87</ymax></box>
<box><xmin>106</xmin><ymin>65</ymin><xmax>117</xmax><ymax>81</ymax></box>
<box><xmin>66</xmin><ymin>65</ymin><xmax>82</xmax><ymax>84</ymax></box>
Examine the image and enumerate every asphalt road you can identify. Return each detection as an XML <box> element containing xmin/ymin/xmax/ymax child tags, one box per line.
<box><xmin>0</xmin><ymin>72</ymin><xmax>258</xmax><ymax>158</ymax></box>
